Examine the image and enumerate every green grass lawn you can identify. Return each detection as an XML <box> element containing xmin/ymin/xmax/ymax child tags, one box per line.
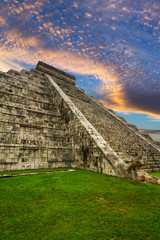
<box><xmin>0</xmin><ymin>169</ymin><xmax>160</xmax><ymax>240</ymax></box>
<box><xmin>149</xmin><ymin>172</ymin><xmax>160</xmax><ymax>178</ymax></box>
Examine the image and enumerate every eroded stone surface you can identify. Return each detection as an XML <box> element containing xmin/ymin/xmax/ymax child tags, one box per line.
<box><xmin>0</xmin><ymin>68</ymin><xmax>73</xmax><ymax>171</ymax></box>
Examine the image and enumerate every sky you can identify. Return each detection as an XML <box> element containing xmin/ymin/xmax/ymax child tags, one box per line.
<box><xmin>0</xmin><ymin>0</ymin><xmax>160</xmax><ymax>131</ymax></box>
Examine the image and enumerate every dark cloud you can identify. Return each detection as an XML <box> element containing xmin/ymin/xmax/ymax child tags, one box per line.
<box><xmin>123</xmin><ymin>86</ymin><xmax>160</xmax><ymax>116</ymax></box>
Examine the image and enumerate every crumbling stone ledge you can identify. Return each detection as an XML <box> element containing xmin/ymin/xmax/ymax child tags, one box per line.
<box><xmin>125</xmin><ymin>170</ymin><xmax>160</xmax><ymax>185</ymax></box>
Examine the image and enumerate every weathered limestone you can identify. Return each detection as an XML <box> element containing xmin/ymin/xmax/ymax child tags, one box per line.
<box><xmin>0</xmin><ymin>68</ymin><xmax>73</xmax><ymax>170</ymax></box>
<box><xmin>36</xmin><ymin>61</ymin><xmax>76</xmax><ymax>85</ymax></box>
<box><xmin>0</xmin><ymin>61</ymin><xmax>160</xmax><ymax>184</ymax></box>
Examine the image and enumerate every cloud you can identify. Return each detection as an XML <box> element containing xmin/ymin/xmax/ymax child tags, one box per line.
<box><xmin>85</xmin><ymin>13</ymin><xmax>92</xmax><ymax>18</ymax></box>
<box><xmin>0</xmin><ymin>56</ymin><xmax>23</xmax><ymax>72</ymax></box>
<box><xmin>123</xmin><ymin>88</ymin><xmax>160</xmax><ymax>116</ymax></box>
<box><xmin>98</xmin><ymin>78</ymin><xmax>160</xmax><ymax>118</ymax></box>
<box><xmin>73</xmin><ymin>2</ymin><xmax>78</xmax><ymax>8</ymax></box>
<box><xmin>0</xmin><ymin>16</ymin><xmax>6</xmax><ymax>26</ymax></box>
<box><xmin>147</xmin><ymin>116</ymin><xmax>160</xmax><ymax>122</ymax></box>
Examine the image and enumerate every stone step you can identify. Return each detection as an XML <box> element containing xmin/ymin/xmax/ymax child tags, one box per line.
<box><xmin>0</xmin><ymin>145</ymin><xmax>73</xmax><ymax>166</ymax></box>
<box><xmin>0</xmin><ymin>113</ymin><xmax>61</xmax><ymax>127</ymax></box>
<box><xmin>7</xmin><ymin>69</ymin><xmax>22</xmax><ymax>77</ymax></box>
<box><xmin>0</xmin><ymin>144</ymin><xmax>72</xmax><ymax>150</ymax></box>
<box><xmin>0</xmin><ymin>90</ymin><xmax>55</xmax><ymax>106</ymax></box>
<box><xmin>1</xmin><ymin>73</ymin><xmax>48</xmax><ymax>90</ymax></box>
<box><xmin>115</xmin><ymin>152</ymin><xmax>130</xmax><ymax>159</ymax></box>
<box><xmin>0</xmin><ymin>134</ymin><xmax>69</xmax><ymax>146</ymax></box>
<box><xmin>145</xmin><ymin>158</ymin><xmax>160</xmax><ymax>162</ymax></box>
<box><xmin>1</xmin><ymin>104</ymin><xmax>59</xmax><ymax>118</ymax></box>
<box><xmin>143</xmin><ymin>163</ymin><xmax>160</xmax><ymax>168</ymax></box>
<box><xmin>143</xmin><ymin>165</ymin><xmax>160</xmax><ymax>170</ymax></box>
<box><xmin>0</xmin><ymin>118</ymin><xmax>61</xmax><ymax>129</ymax></box>
<box><xmin>105</xmin><ymin>145</ymin><xmax>148</xmax><ymax>154</ymax></box>
<box><xmin>0</xmin><ymin>79</ymin><xmax>49</xmax><ymax>97</ymax></box>
<box><xmin>0</xmin><ymin>99</ymin><xmax>57</xmax><ymax>112</ymax></box>
<box><xmin>0</xmin><ymin>120</ymin><xmax>62</xmax><ymax>130</ymax></box>
<box><xmin>7</xmin><ymin>69</ymin><xmax>47</xmax><ymax>86</ymax></box>
<box><xmin>0</xmin><ymin>127</ymin><xmax>66</xmax><ymax>138</ymax></box>
<box><xmin>0</xmin><ymin>97</ymin><xmax>56</xmax><ymax>112</ymax></box>
<box><xmin>29</xmin><ymin>68</ymin><xmax>46</xmax><ymax>79</ymax></box>
<box><xmin>0</xmin><ymin>81</ymin><xmax>51</xmax><ymax>98</ymax></box>
<box><xmin>0</xmin><ymin>121</ymin><xmax>64</xmax><ymax>133</ymax></box>
<box><xmin>0</xmin><ymin>89</ymin><xmax>51</xmax><ymax>103</ymax></box>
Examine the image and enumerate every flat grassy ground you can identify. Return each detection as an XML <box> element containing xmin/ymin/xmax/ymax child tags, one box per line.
<box><xmin>149</xmin><ymin>171</ymin><xmax>160</xmax><ymax>178</ymax></box>
<box><xmin>0</xmin><ymin>169</ymin><xmax>160</xmax><ymax>240</ymax></box>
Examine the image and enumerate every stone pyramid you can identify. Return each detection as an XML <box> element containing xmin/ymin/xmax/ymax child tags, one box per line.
<box><xmin>0</xmin><ymin>61</ymin><xmax>160</xmax><ymax>183</ymax></box>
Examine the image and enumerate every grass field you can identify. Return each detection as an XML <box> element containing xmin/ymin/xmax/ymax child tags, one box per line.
<box><xmin>149</xmin><ymin>172</ymin><xmax>160</xmax><ymax>178</ymax></box>
<box><xmin>0</xmin><ymin>169</ymin><xmax>160</xmax><ymax>240</ymax></box>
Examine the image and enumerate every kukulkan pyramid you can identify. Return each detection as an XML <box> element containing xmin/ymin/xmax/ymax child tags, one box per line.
<box><xmin>0</xmin><ymin>61</ymin><xmax>160</xmax><ymax>184</ymax></box>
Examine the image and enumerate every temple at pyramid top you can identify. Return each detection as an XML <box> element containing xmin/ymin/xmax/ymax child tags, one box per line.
<box><xmin>36</xmin><ymin>61</ymin><xmax>76</xmax><ymax>85</ymax></box>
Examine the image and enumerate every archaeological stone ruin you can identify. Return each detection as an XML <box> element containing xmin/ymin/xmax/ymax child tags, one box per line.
<box><xmin>0</xmin><ymin>61</ymin><xmax>160</xmax><ymax>183</ymax></box>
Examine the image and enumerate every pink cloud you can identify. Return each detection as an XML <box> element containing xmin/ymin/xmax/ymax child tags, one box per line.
<box><xmin>85</xmin><ymin>13</ymin><xmax>92</xmax><ymax>18</ymax></box>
